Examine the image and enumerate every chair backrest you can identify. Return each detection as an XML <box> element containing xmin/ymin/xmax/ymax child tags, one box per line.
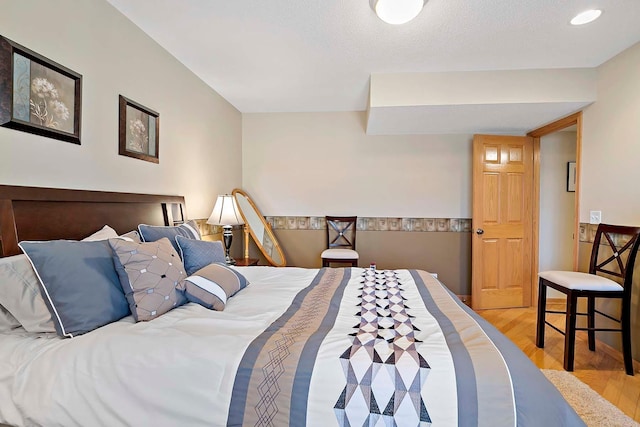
<box><xmin>590</xmin><ymin>223</ymin><xmax>640</xmax><ymax>298</ymax></box>
<box><xmin>326</xmin><ymin>216</ymin><xmax>357</xmax><ymax>250</ymax></box>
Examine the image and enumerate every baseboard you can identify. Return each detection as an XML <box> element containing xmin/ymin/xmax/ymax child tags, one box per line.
<box><xmin>457</xmin><ymin>295</ymin><xmax>471</xmax><ymax>307</ymax></box>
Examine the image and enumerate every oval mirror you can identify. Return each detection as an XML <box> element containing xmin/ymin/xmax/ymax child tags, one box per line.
<box><xmin>232</xmin><ymin>189</ymin><xmax>286</xmax><ymax>267</ymax></box>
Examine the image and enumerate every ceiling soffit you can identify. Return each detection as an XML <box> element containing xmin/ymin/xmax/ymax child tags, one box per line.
<box><xmin>366</xmin><ymin>68</ymin><xmax>597</xmax><ymax>135</ymax></box>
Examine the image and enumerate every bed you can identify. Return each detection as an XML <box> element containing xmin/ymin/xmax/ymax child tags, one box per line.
<box><xmin>0</xmin><ymin>185</ymin><xmax>584</xmax><ymax>427</ymax></box>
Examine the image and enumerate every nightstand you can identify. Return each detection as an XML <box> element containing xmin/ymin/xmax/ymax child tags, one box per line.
<box><xmin>234</xmin><ymin>258</ymin><xmax>259</xmax><ymax>266</ymax></box>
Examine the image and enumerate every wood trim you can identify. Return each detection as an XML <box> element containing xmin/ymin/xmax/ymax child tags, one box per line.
<box><xmin>527</xmin><ymin>112</ymin><xmax>582</xmax><ymax>138</ymax></box>
<box><xmin>532</xmin><ymin>136</ymin><xmax>541</xmax><ymax>305</ymax></box>
<box><xmin>573</xmin><ymin>113</ymin><xmax>583</xmax><ymax>270</ymax></box>
<box><xmin>456</xmin><ymin>294</ymin><xmax>472</xmax><ymax>307</ymax></box>
<box><xmin>527</xmin><ymin>111</ymin><xmax>583</xmax><ymax>279</ymax></box>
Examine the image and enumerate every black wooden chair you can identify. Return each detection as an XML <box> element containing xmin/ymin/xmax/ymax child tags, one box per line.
<box><xmin>321</xmin><ymin>216</ymin><xmax>359</xmax><ymax>267</ymax></box>
<box><xmin>536</xmin><ymin>223</ymin><xmax>640</xmax><ymax>375</ymax></box>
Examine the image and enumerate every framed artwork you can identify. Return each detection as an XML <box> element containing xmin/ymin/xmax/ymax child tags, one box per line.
<box><xmin>567</xmin><ymin>161</ymin><xmax>576</xmax><ymax>192</ymax></box>
<box><xmin>118</xmin><ymin>95</ymin><xmax>159</xmax><ymax>163</ymax></box>
<box><xmin>0</xmin><ymin>35</ymin><xmax>82</xmax><ymax>144</ymax></box>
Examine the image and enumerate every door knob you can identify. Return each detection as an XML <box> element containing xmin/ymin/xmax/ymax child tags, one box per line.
<box><xmin>476</xmin><ymin>228</ymin><xmax>484</xmax><ymax>235</ymax></box>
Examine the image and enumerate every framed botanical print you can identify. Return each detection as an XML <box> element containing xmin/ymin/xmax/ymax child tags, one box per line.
<box><xmin>118</xmin><ymin>95</ymin><xmax>159</xmax><ymax>163</ymax></box>
<box><xmin>0</xmin><ymin>35</ymin><xmax>82</xmax><ymax>144</ymax></box>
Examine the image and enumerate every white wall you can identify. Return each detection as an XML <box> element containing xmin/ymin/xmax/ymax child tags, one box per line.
<box><xmin>539</xmin><ymin>131</ymin><xmax>576</xmax><ymax>274</ymax></box>
<box><xmin>242</xmin><ymin>111</ymin><xmax>472</xmax><ymax>217</ymax></box>
<box><xmin>581</xmin><ymin>41</ymin><xmax>640</xmax><ymax>225</ymax></box>
<box><xmin>578</xmin><ymin>41</ymin><xmax>640</xmax><ymax>359</ymax></box>
<box><xmin>0</xmin><ymin>0</ymin><xmax>242</xmax><ymax>219</ymax></box>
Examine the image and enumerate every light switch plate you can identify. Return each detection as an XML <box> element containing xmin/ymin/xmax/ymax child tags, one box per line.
<box><xmin>589</xmin><ymin>211</ymin><xmax>602</xmax><ymax>224</ymax></box>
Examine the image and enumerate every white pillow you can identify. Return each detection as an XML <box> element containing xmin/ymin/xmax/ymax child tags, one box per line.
<box><xmin>0</xmin><ymin>225</ymin><xmax>128</xmax><ymax>333</ymax></box>
<box><xmin>0</xmin><ymin>304</ymin><xmax>21</xmax><ymax>332</ymax></box>
<box><xmin>0</xmin><ymin>254</ymin><xmax>55</xmax><ymax>333</ymax></box>
<box><xmin>82</xmin><ymin>225</ymin><xmax>119</xmax><ymax>241</ymax></box>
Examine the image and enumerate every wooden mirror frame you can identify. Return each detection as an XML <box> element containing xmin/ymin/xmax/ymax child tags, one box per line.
<box><xmin>232</xmin><ymin>188</ymin><xmax>286</xmax><ymax>267</ymax></box>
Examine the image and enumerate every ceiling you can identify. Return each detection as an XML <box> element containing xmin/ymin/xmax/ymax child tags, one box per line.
<box><xmin>106</xmin><ymin>0</ymin><xmax>640</xmax><ymax>134</ymax></box>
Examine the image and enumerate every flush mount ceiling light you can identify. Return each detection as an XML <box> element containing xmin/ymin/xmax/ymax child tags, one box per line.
<box><xmin>570</xmin><ymin>9</ymin><xmax>602</xmax><ymax>25</ymax></box>
<box><xmin>370</xmin><ymin>0</ymin><xmax>427</xmax><ymax>25</ymax></box>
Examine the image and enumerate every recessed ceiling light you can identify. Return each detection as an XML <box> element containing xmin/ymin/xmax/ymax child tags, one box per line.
<box><xmin>371</xmin><ymin>0</ymin><xmax>427</xmax><ymax>25</ymax></box>
<box><xmin>570</xmin><ymin>9</ymin><xmax>602</xmax><ymax>25</ymax></box>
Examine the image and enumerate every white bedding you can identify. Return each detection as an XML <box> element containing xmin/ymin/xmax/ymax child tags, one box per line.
<box><xmin>0</xmin><ymin>266</ymin><xmax>583</xmax><ymax>427</ymax></box>
<box><xmin>0</xmin><ymin>267</ymin><xmax>317</xmax><ymax>427</ymax></box>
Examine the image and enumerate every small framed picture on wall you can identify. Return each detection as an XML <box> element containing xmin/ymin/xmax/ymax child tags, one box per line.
<box><xmin>567</xmin><ymin>161</ymin><xmax>576</xmax><ymax>192</ymax></box>
<box><xmin>118</xmin><ymin>95</ymin><xmax>159</xmax><ymax>163</ymax></box>
<box><xmin>0</xmin><ymin>35</ymin><xmax>82</xmax><ymax>144</ymax></box>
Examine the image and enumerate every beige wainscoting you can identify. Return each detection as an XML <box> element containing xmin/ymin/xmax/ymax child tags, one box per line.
<box><xmin>274</xmin><ymin>229</ymin><xmax>471</xmax><ymax>297</ymax></box>
<box><xmin>195</xmin><ymin>218</ymin><xmax>472</xmax><ymax>299</ymax></box>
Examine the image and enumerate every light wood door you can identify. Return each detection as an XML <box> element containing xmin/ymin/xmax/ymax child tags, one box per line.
<box><xmin>472</xmin><ymin>135</ymin><xmax>534</xmax><ymax>310</ymax></box>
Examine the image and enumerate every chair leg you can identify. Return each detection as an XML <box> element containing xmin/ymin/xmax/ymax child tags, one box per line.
<box><xmin>564</xmin><ymin>293</ymin><xmax>578</xmax><ymax>371</ymax></box>
<box><xmin>622</xmin><ymin>303</ymin><xmax>635</xmax><ymax>376</ymax></box>
<box><xmin>535</xmin><ymin>279</ymin><xmax>547</xmax><ymax>348</ymax></box>
<box><xmin>587</xmin><ymin>296</ymin><xmax>596</xmax><ymax>351</ymax></box>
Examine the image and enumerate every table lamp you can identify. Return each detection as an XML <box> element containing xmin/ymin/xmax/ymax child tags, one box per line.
<box><xmin>206</xmin><ymin>194</ymin><xmax>244</xmax><ymax>264</ymax></box>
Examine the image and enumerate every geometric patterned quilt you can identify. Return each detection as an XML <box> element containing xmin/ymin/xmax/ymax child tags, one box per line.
<box><xmin>225</xmin><ymin>268</ymin><xmax>586</xmax><ymax>427</ymax></box>
<box><xmin>334</xmin><ymin>268</ymin><xmax>431</xmax><ymax>426</ymax></box>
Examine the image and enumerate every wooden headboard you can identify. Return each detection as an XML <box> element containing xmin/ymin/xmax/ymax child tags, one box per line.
<box><xmin>0</xmin><ymin>185</ymin><xmax>186</xmax><ymax>257</ymax></box>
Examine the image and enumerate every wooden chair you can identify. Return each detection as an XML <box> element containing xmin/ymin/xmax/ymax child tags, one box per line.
<box><xmin>321</xmin><ymin>216</ymin><xmax>359</xmax><ymax>267</ymax></box>
<box><xmin>536</xmin><ymin>223</ymin><xmax>640</xmax><ymax>375</ymax></box>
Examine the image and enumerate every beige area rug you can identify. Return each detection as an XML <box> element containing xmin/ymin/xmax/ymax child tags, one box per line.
<box><xmin>542</xmin><ymin>369</ymin><xmax>639</xmax><ymax>427</ymax></box>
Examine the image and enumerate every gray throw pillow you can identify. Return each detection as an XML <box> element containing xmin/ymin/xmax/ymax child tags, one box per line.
<box><xmin>175</xmin><ymin>235</ymin><xmax>226</xmax><ymax>275</ymax></box>
<box><xmin>18</xmin><ymin>240</ymin><xmax>130</xmax><ymax>337</ymax></box>
<box><xmin>181</xmin><ymin>263</ymin><xmax>249</xmax><ymax>311</ymax></box>
<box><xmin>138</xmin><ymin>220</ymin><xmax>201</xmax><ymax>253</ymax></box>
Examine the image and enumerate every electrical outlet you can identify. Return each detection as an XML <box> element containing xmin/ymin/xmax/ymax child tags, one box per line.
<box><xmin>589</xmin><ymin>210</ymin><xmax>602</xmax><ymax>224</ymax></box>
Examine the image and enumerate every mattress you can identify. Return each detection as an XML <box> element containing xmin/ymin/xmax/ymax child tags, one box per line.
<box><xmin>0</xmin><ymin>267</ymin><xmax>584</xmax><ymax>426</ymax></box>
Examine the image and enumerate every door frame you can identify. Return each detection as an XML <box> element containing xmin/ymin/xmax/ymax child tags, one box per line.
<box><xmin>527</xmin><ymin>111</ymin><xmax>582</xmax><ymax>303</ymax></box>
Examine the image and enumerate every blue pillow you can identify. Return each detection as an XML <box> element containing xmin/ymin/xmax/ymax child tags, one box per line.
<box><xmin>18</xmin><ymin>240</ymin><xmax>130</xmax><ymax>337</ymax></box>
<box><xmin>138</xmin><ymin>220</ymin><xmax>201</xmax><ymax>254</ymax></box>
<box><xmin>176</xmin><ymin>235</ymin><xmax>226</xmax><ymax>275</ymax></box>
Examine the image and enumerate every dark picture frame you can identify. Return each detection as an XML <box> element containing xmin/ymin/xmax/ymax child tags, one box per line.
<box><xmin>0</xmin><ymin>35</ymin><xmax>82</xmax><ymax>144</ymax></box>
<box><xmin>118</xmin><ymin>95</ymin><xmax>159</xmax><ymax>164</ymax></box>
<box><xmin>567</xmin><ymin>161</ymin><xmax>576</xmax><ymax>192</ymax></box>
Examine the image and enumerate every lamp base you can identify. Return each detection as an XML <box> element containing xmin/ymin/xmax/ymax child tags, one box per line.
<box><xmin>222</xmin><ymin>225</ymin><xmax>236</xmax><ymax>265</ymax></box>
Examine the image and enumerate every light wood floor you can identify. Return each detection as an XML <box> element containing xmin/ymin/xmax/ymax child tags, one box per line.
<box><xmin>479</xmin><ymin>304</ymin><xmax>640</xmax><ymax>422</ymax></box>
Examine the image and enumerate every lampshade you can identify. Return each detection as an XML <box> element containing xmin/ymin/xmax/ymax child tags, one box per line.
<box><xmin>206</xmin><ymin>195</ymin><xmax>244</xmax><ymax>226</ymax></box>
<box><xmin>371</xmin><ymin>0</ymin><xmax>426</xmax><ymax>25</ymax></box>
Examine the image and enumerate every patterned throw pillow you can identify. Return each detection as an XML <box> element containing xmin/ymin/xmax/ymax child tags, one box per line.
<box><xmin>137</xmin><ymin>220</ymin><xmax>201</xmax><ymax>253</ymax></box>
<box><xmin>19</xmin><ymin>240</ymin><xmax>130</xmax><ymax>337</ymax></box>
<box><xmin>181</xmin><ymin>263</ymin><xmax>249</xmax><ymax>311</ymax></box>
<box><xmin>175</xmin><ymin>235</ymin><xmax>226</xmax><ymax>275</ymax></box>
<box><xmin>109</xmin><ymin>238</ymin><xmax>187</xmax><ymax>322</ymax></box>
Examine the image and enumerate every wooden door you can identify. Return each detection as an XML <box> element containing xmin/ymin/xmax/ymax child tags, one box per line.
<box><xmin>472</xmin><ymin>135</ymin><xmax>534</xmax><ymax>310</ymax></box>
